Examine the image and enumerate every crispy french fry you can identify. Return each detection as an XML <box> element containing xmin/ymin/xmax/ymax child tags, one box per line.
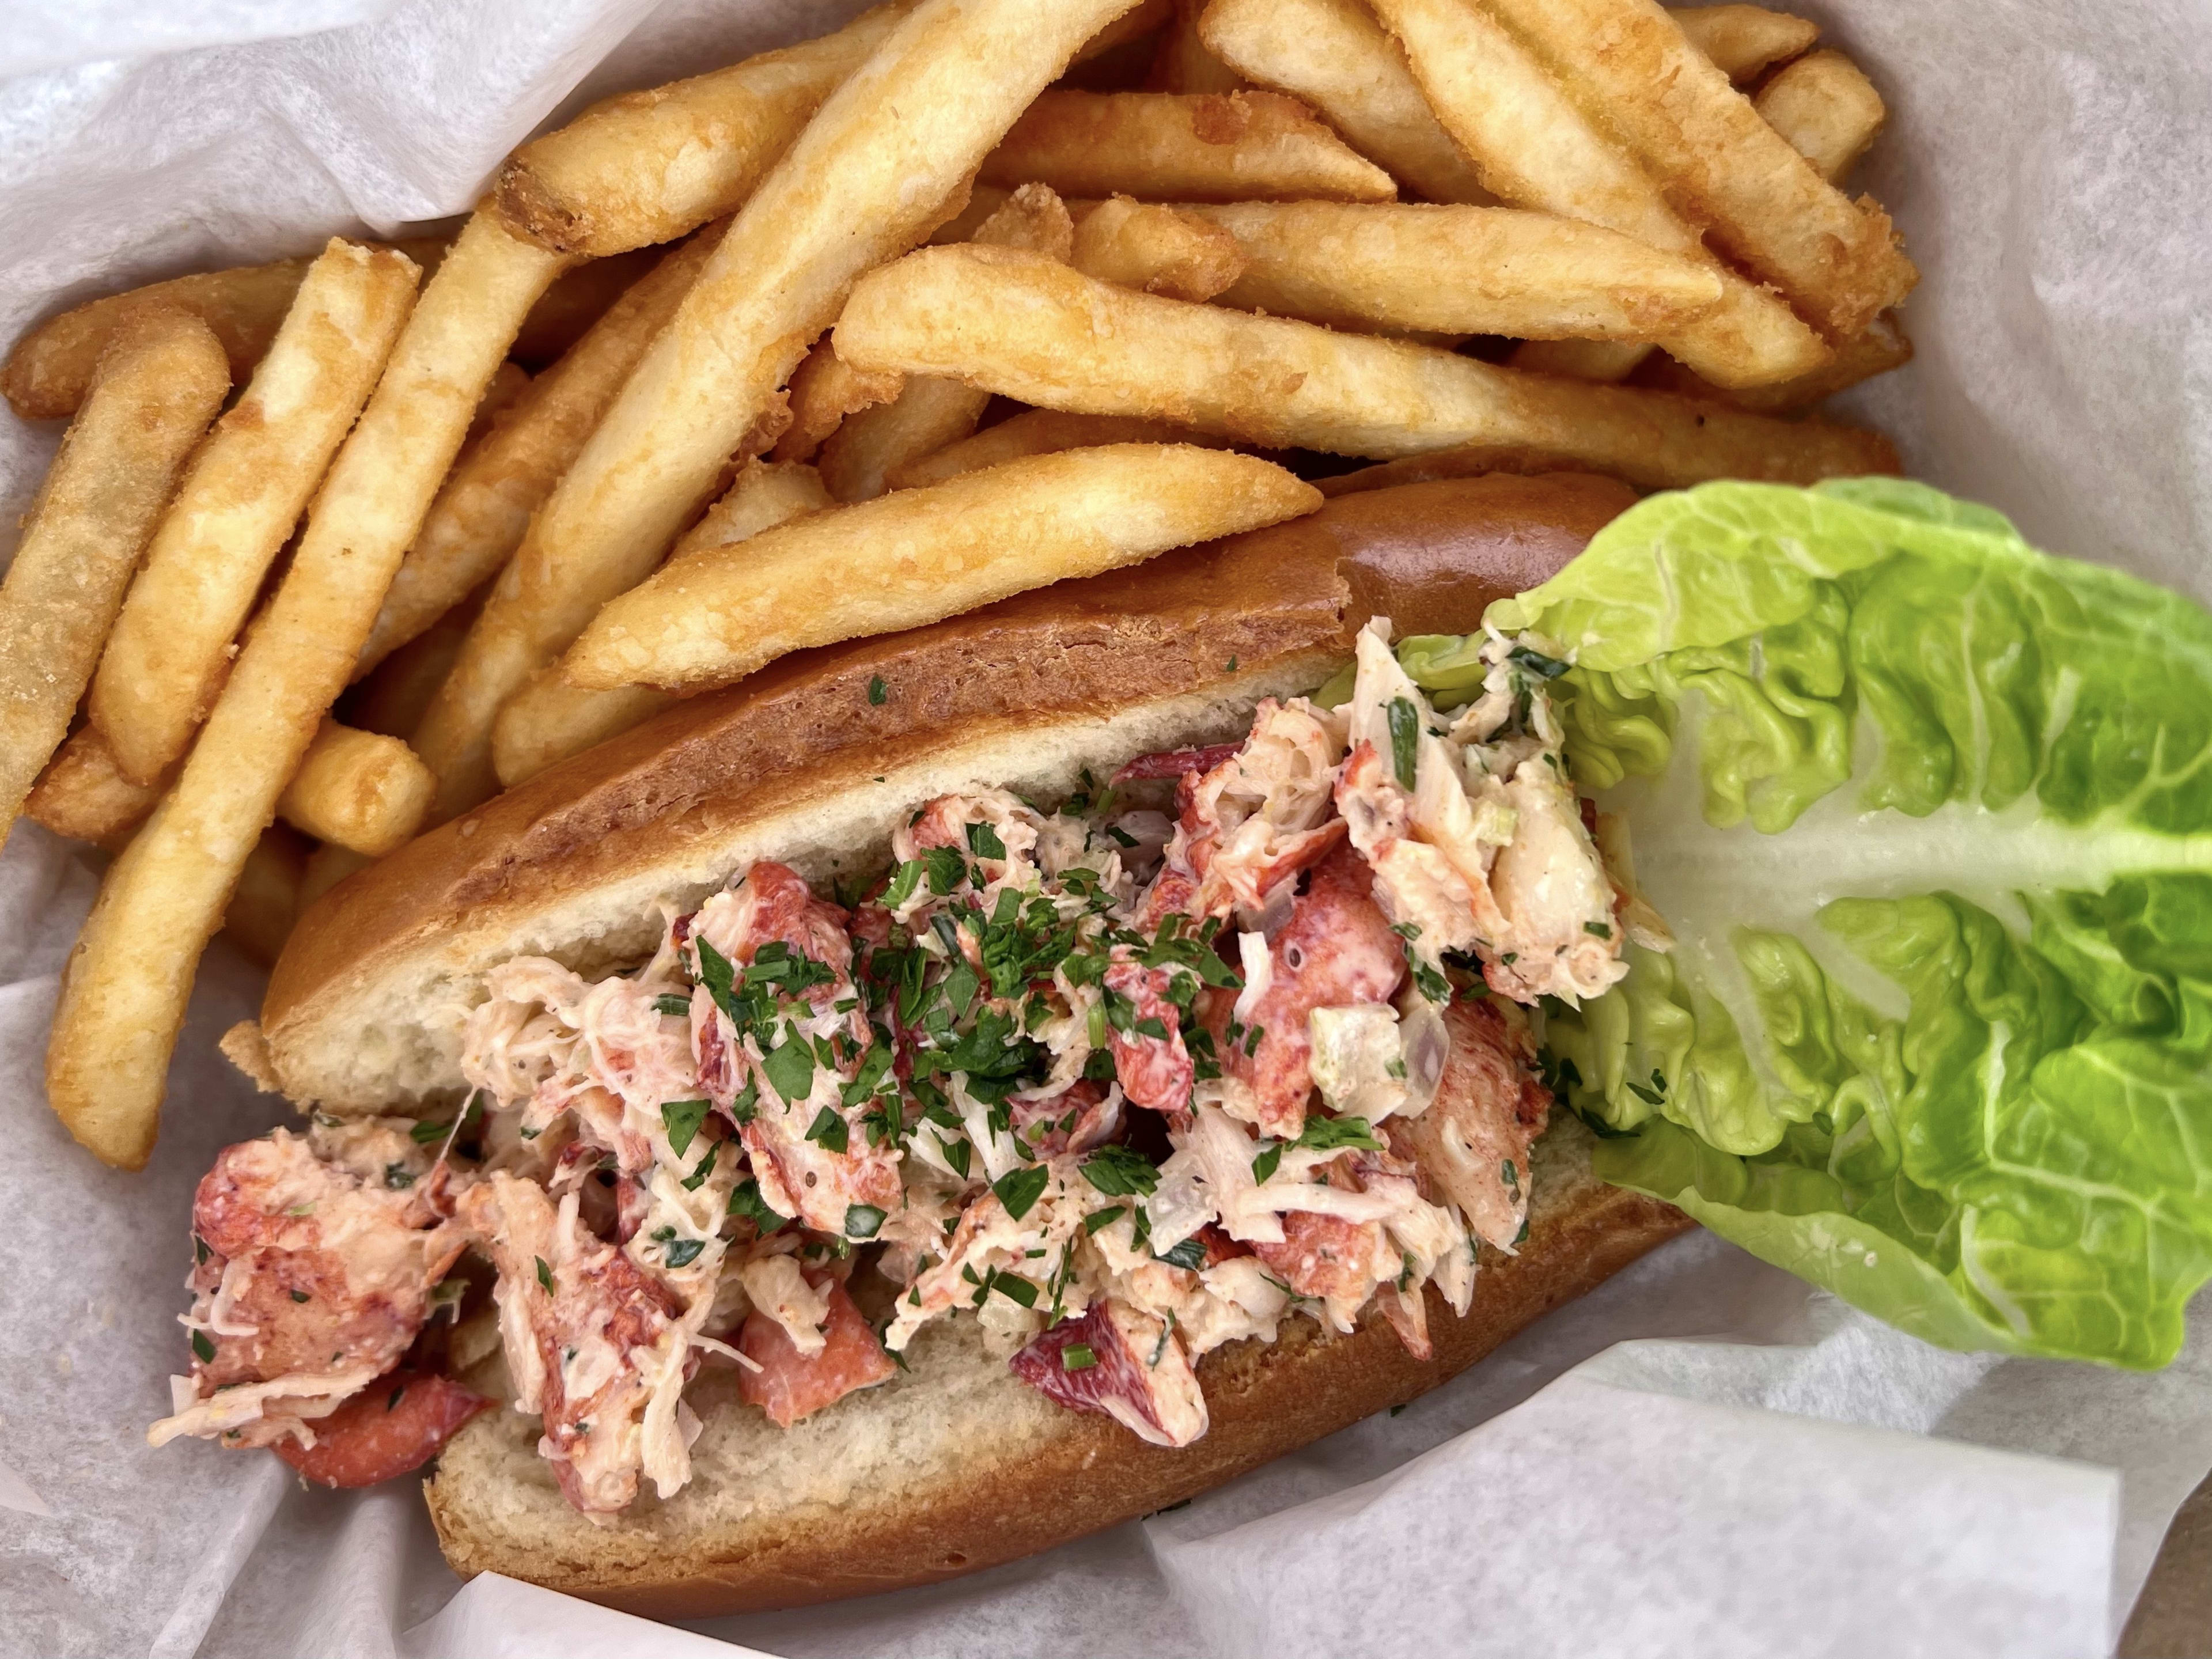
<box><xmin>221</xmin><ymin>826</ymin><xmax>309</xmax><ymax>968</ymax></box>
<box><xmin>470</xmin><ymin>361</ymin><xmax>533</xmax><ymax>441</ymax></box>
<box><xmin>299</xmin><ymin>844</ymin><xmax>373</xmax><ymax>912</ymax></box>
<box><xmin>357</xmin><ymin>225</ymin><xmax>728</xmax><ymax>677</ymax></box>
<box><xmin>415</xmin><ymin>0</ymin><xmax>1142</xmax><ymax>822</ymax></box>
<box><xmin>89</xmin><ymin>242</ymin><xmax>418</xmax><ymax>786</ymax></box>
<box><xmin>44</xmin><ymin>210</ymin><xmax>564</xmax><ymax>1171</ymax></box>
<box><xmin>927</xmin><ymin>185</ymin><xmax>1014</xmax><ymax>248</ymax></box>
<box><xmin>887</xmin><ymin>408</ymin><xmax>1228</xmax><ymax>488</ymax></box>
<box><xmin>774</xmin><ymin>338</ymin><xmax>908</xmax><ymax>464</ymax></box>
<box><xmin>821</xmin><ymin>184</ymin><xmax>1076</xmax><ymax>502</ymax></box>
<box><xmin>0</xmin><ymin>310</ymin><xmax>226</xmax><ymax>842</ymax></box>
<box><xmin>1756</xmin><ymin>48</ymin><xmax>1887</xmax><ymax>184</ymax></box>
<box><xmin>1316</xmin><ymin>445</ymin><xmax>1620</xmax><ymax>496</ymax></box>
<box><xmin>1503</xmin><ymin>339</ymin><xmax>1653</xmax><ymax>383</ymax></box>
<box><xmin>1478</xmin><ymin>0</ymin><xmax>1914</xmax><ymax>337</ymax></box>
<box><xmin>979</xmin><ymin>90</ymin><xmax>1395</xmax><ymax>203</ymax></box>
<box><xmin>566</xmin><ymin>444</ymin><xmax>1320</xmax><ymax>692</ymax></box>
<box><xmin>25</xmin><ymin>727</ymin><xmax>162</xmax><ymax>850</ymax></box>
<box><xmin>836</xmin><ymin>246</ymin><xmax>1896</xmax><ymax>484</ymax></box>
<box><xmin>1188</xmin><ymin>201</ymin><xmax>1724</xmax><ymax>339</ymax></box>
<box><xmin>1149</xmin><ymin>0</ymin><xmax>1245</xmax><ymax>93</ymax></box>
<box><xmin>1078</xmin><ymin>0</ymin><xmax>1174</xmax><ymax>59</ymax></box>
<box><xmin>1367</xmin><ymin>0</ymin><xmax>1825</xmax><ymax>388</ymax></box>
<box><xmin>1197</xmin><ymin>0</ymin><xmax>1489</xmax><ymax>207</ymax></box>
<box><xmin>1638</xmin><ymin>309</ymin><xmax>1912</xmax><ymax>411</ymax></box>
<box><xmin>509</xmin><ymin>247</ymin><xmax>664</xmax><ymax>367</ymax></box>
<box><xmin>1668</xmin><ymin>4</ymin><xmax>1817</xmax><ymax>82</ymax></box>
<box><xmin>493</xmin><ymin>2</ymin><xmax>924</xmax><ymax>256</ymax></box>
<box><xmin>491</xmin><ymin>460</ymin><xmax>835</xmax><ymax>786</ymax></box>
<box><xmin>1069</xmin><ymin>196</ymin><xmax>1247</xmax><ymax>301</ymax></box>
<box><xmin>274</xmin><ymin>720</ymin><xmax>433</xmax><ymax>857</ymax></box>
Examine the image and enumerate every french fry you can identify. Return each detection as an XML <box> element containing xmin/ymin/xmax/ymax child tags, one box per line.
<box><xmin>1638</xmin><ymin>309</ymin><xmax>1912</xmax><ymax>412</ymax></box>
<box><xmin>1756</xmin><ymin>49</ymin><xmax>1887</xmax><ymax>184</ymax></box>
<box><xmin>820</xmin><ymin>184</ymin><xmax>1077</xmax><ymax>502</ymax></box>
<box><xmin>1503</xmin><ymin>339</ymin><xmax>1653</xmax><ymax>383</ymax></box>
<box><xmin>0</xmin><ymin>310</ymin><xmax>226</xmax><ymax>842</ymax></box>
<box><xmin>1148</xmin><ymin>0</ymin><xmax>1245</xmax><ymax>93</ymax></box>
<box><xmin>470</xmin><ymin>361</ymin><xmax>533</xmax><ymax>441</ymax></box>
<box><xmin>978</xmin><ymin>90</ymin><xmax>1395</xmax><ymax>203</ymax></box>
<box><xmin>886</xmin><ymin>408</ymin><xmax>1228</xmax><ymax>488</ymax></box>
<box><xmin>221</xmin><ymin>826</ymin><xmax>309</xmax><ymax>968</ymax></box>
<box><xmin>1316</xmin><ymin>445</ymin><xmax>1619</xmax><ymax>496</ymax></box>
<box><xmin>565</xmin><ymin>444</ymin><xmax>1321</xmax><ymax>692</ymax></box>
<box><xmin>1188</xmin><ymin>201</ymin><xmax>1724</xmax><ymax>339</ymax></box>
<box><xmin>44</xmin><ymin>210</ymin><xmax>565</xmax><ymax>1171</ymax></box>
<box><xmin>357</xmin><ymin>225</ymin><xmax>728</xmax><ymax>677</ymax></box>
<box><xmin>774</xmin><ymin>338</ymin><xmax>907</xmax><ymax>464</ymax></box>
<box><xmin>491</xmin><ymin>460</ymin><xmax>835</xmax><ymax>786</ymax></box>
<box><xmin>299</xmin><ymin>844</ymin><xmax>373</xmax><ymax>912</ymax></box>
<box><xmin>89</xmin><ymin>241</ymin><xmax>418</xmax><ymax>786</ymax></box>
<box><xmin>493</xmin><ymin>2</ymin><xmax>924</xmax><ymax>257</ymax></box>
<box><xmin>927</xmin><ymin>185</ymin><xmax>1014</xmax><ymax>248</ymax></box>
<box><xmin>1668</xmin><ymin>4</ymin><xmax>1817</xmax><ymax>82</ymax></box>
<box><xmin>1079</xmin><ymin>0</ymin><xmax>1174</xmax><ymax>60</ymax></box>
<box><xmin>1069</xmin><ymin>196</ymin><xmax>1247</xmax><ymax>302</ymax></box>
<box><xmin>509</xmin><ymin>247</ymin><xmax>664</xmax><ymax>367</ymax></box>
<box><xmin>1367</xmin><ymin>0</ymin><xmax>1826</xmax><ymax>388</ymax></box>
<box><xmin>1196</xmin><ymin>0</ymin><xmax>1489</xmax><ymax>207</ymax></box>
<box><xmin>1477</xmin><ymin>0</ymin><xmax>1914</xmax><ymax>337</ymax></box>
<box><xmin>414</xmin><ymin>0</ymin><xmax>1143</xmax><ymax>823</ymax></box>
<box><xmin>25</xmin><ymin>728</ymin><xmax>162</xmax><ymax>850</ymax></box>
<box><xmin>274</xmin><ymin>721</ymin><xmax>434</xmax><ymax>857</ymax></box>
<box><xmin>835</xmin><ymin>246</ymin><xmax>1896</xmax><ymax>484</ymax></box>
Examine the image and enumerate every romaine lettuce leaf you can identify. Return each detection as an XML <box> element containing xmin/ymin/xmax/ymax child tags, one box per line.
<box><xmin>1482</xmin><ymin>479</ymin><xmax>2212</xmax><ymax>1369</ymax></box>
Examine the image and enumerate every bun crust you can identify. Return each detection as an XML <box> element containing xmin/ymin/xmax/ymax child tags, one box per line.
<box><xmin>262</xmin><ymin>472</ymin><xmax>1635</xmax><ymax>1113</ymax></box>
<box><xmin>425</xmin><ymin>1121</ymin><xmax>1688</xmax><ymax>1617</ymax></box>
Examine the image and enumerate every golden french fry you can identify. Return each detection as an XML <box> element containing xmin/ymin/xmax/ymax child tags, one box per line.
<box><xmin>1503</xmin><ymin>339</ymin><xmax>1653</xmax><ymax>382</ymax></box>
<box><xmin>979</xmin><ymin>90</ymin><xmax>1395</xmax><ymax>203</ymax></box>
<box><xmin>1198</xmin><ymin>0</ymin><xmax>1488</xmax><ymax>207</ymax></box>
<box><xmin>1149</xmin><ymin>0</ymin><xmax>1245</xmax><ymax>93</ymax></box>
<box><xmin>1668</xmin><ymin>4</ymin><xmax>1817</xmax><ymax>82</ymax></box>
<box><xmin>274</xmin><ymin>720</ymin><xmax>434</xmax><ymax>857</ymax></box>
<box><xmin>566</xmin><ymin>444</ymin><xmax>1320</xmax><ymax>692</ymax></box>
<box><xmin>1366</xmin><ymin>0</ymin><xmax>1825</xmax><ymax>388</ymax></box>
<box><xmin>299</xmin><ymin>843</ymin><xmax>373</xmax><ymax>912</ymax></box>
<box><xmin>221</xmin><ymin>825</ymin><xmax>309</xmax><ymax>967</ymax></box>
<box><xmin>885</xmin><ymin>408</ymin><xmax>1228</xmax><ymax>489</ymax></box>
<box><xmin>836</xmin><ymin>246</ymin><xmax>1896</xmax><ymax>484</ymax></box>
<box><xmin>1639</xmin><ymin>309</ymin><xmax>1912</xmax><ymax>412</ymax></box>
<box><xmin>1069</xmin><ymin>196</ymin><xmax>1247</xmax><ymax>301</ymax></box>
<box><xmin>1</xmin><ymin>237</ymin><xmax>448</xmax><ymax>421</ymax></box>
<box><xmin>493</xmin><ymin>3</ymin><xmax>923</xmax><ymax>256</ymax></box>
<box><xmin>774</xmin><ymin>338</ymin><xmax>908</xmax><ymax>464</ymax></box>
<box><xmin>491</xmin><ymin>460</ymin><xmax>835</xmax><ymax>785</ymax></box>
<box><xmin>469</xmin><ymin>361</ymin><xmax>533</xmax><ymax>441</ymax></box>
<box><xmin>1188</xmin><ymin>201</ymin><xmax>1724</xmax><ymax>339</ymax></box>
<box><xmin>89</xmin><ymin>242</ymin><xmax>418</xmax><ymax>786</ymax></box>
<box><xmin>1756</xmin><ymin>49</ymin><xmax>1887</xmax><ymax>184</ymax></box>
<box><xmin>1478</xmin><ymin>0</ymin><xmax>1914</xmax><ymax>337</ymax></box>
<box><xmin>44</xmin><ymin>210</ymin><xmax>564</xmax><ymax>1171</ymax></box>
<box><xmin>509</xmin><ymin>247</ymin><xmax>664</xmax><ymax>367</ymax></box>
<box><xmin>415</xmin><ymin>0</ymin><xmax>1142</xmax><ymax>823</ymax></box>
<box><xmin>821</xmin><ymin>184</ymin><xmax>1076</xmax><ymax>502</ymax></box>
<box><xmin>357</xmin><ymin>225</ymin><xmax>728</xmax><ymax>677</ymax></box>
<box><xmin>1080</xmin><ymin>0</ymin><xmax>1174</xmax><ymax>59</ymax></box>
<box><xmin>25</xmin><ymin>727</ymin><xmax>162</xmax><ymax>850</ymax></box>
<box><xmin>0</xmin><ymin>310</ymin><xmax>227</xmax><ymax>842</ymax></box>
<box><xmin>927</xmin><ymin>185</ymin><xmax>1013</xmax><ymax>248</ymax></box>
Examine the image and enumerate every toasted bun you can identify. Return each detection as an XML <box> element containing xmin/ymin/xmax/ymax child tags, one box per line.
<box><xmin>426</xmin><ymin>1119</ymin><xmax>1689</xmax><ymax>1617</ymax></box>
<box><xmin>259</xmin><ymin>468</ymin><xmax>1676</xmax><ymax>1612</ymax></box>
<box><xmin>262</xmin><ymin>472</ymin><xmax>1635</xmax><ymax>1114</ymax></box>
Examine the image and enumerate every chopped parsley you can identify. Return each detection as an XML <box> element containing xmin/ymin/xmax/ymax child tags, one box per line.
<box><xmin>805</xmin><ymin>1105</ymin><xmax>850</xmax><ymax>1154</ymax></box>
<box><xmin>1508</xmin><ymin>643</ymin><xmax>1570</xmax><ymax>680</ymax></box>
<box><xmin>1297</xmin><ymin>1113</ymin><xmax>1382</xmax><ymax>1153</ymax></box>
<box><xmin>844</xmin><ymin>1203</ymin><xmax>887</xmax><ymax>1240</ymax></box>
<box><xmin>1251</xmin><ymin>1141</ymin><xmax>1283</xmax><ymax>1184</ymax></box>
<box><xmin>1062</xmin><ymin>1343</ymin><xmax>1098</xmax><ymax>1372</ymax></box>
<box><xmin>965</xmin><ymin>821</ymin><xmax>1007</xmax><ymax>861</ymax></box>
<box><xmin>993</xmin><ymin>1164</ymin><xmax>1051</xmax><ymax>1221</ymax></box>
<box><xmin>1154</xmin><ymin>1236</ymin><xmax>1207</xmax><ymax>1271</ymax></box>
<box><xmin>1584</xmin><ymin>920</ymin><xmax>1613</xmax><ymax>940</ymax></box>
<box><xmin>654</xmin><ymin>993</ymin><xmax>693</xmax><ymax>1017</ymax></box>
<box><xmin>680</xmin><ymin>1139</ymin><xmax>719</xmax><ymax>1191</ymax></box>
<box><xmin>868</xmin><ymin>675</ymin><xmax>888</xmax><ymax>705</ymax></box>
<box><xmin>764</xmin><ymin>1036</ymin><xmax>817</xmax><ymax>1105</ymax></box>
<box><xmin>535</xmin><ymin>1256</ymin><xmax>554</xmax><ymax>1293</ymax></box>
<box><xmin>663</xmin><ymin>1237</ymin><xmax>706</xmax><ymax>1269</ymax></box>
<box><xmin>1084</xmin><ymin>1205</ymin><xmax>1127</xmax><ymax>1234</ymax></box>
<box><xmin>190</xmin><ymin>1330</ymin><xmax>216</xmax><ymax>1364</ymax></box>
<box><xmin>1080</xmin><ymin>1144</ymin><xmax>1160</xmax><ymax>1197</ymax></box>
<box><xmin>728</xmin><ymin>1179</ymin><xmax>786</xmax><ymax>1234</ymax></box>
<box><xmin>1387</xmin><ymin>696</ymin><xmax>1421</xmax><ymax>790</ymax></box>
<box><xmin>661</xmin><ymin>1098</ymin><xmax>710</xmax><ymax>1157</ymax></box>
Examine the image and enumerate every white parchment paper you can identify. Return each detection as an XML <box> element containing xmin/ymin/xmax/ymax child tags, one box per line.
<box><xmin>2</xmin><ymin>2</ymin><xmax>2209</xmax><ymax>1656</ymax></box>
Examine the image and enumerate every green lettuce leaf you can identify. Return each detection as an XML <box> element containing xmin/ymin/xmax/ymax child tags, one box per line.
<box><xmin>1487</xmin><ymin>479</ymin><xmax>2212</xmax><ymax>1369</ymax></box>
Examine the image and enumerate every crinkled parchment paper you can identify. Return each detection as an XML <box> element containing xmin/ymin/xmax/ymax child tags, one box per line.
<box><xmin>2</xmin><ymin>2</ymin><xmax>2208</xmax><ymax>1655</ymax></box>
